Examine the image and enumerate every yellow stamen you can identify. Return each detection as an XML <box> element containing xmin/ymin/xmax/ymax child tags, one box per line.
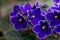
<box><xmin>54</xmin><ymin>15</ymin><xmax>58</xmax><ymax>19</ymax></box>
<box><xmin>42</xmin><ymin>25</ymin><xmax>46</xmax><ymax>30</ymax></box>
<box><xmin>19</xmin><ymin>18</ymin><xmax>22</xmax><ymax>22</ymax></box>
<box><xmin>31</xmin><ymin>15</ymin><xmax>35</xmax><ymax>18</ymax></box>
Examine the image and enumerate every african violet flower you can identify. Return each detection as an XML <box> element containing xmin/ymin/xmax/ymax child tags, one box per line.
<box><xmin>46</xmin><ymin>11</ymin><xmax>60</xmax><ymax>26</ymax></box>
<box><xmin>54</xmin><ymin>26</ymin><xmax>60</xmax><ymax>35</ymax></box>
<box><xmin>32</xmin><ymin>21</ymin><xmax>52</xmax><ymax>39</ymax></box>
<box><xmin>46</xmin><ymin>1</ymin><xmax>60</xmax><ymax>26</ymax></box>
<box><xmin>28</xmin><ymin>8</ymin><xmax>45</xmax><ymax>25</ymax></box>
<box><xmin>10</xmin><ymin>14</ymin><xmax>28</xmax><ymax>30</ymax></box>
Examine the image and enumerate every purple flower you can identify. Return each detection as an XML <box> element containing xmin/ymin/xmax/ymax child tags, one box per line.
<box><xmin>46</xmin><ymin>11</ymin><xmax>60</xmax><ymax>26</ymax></box>
<box><xmin>32</xmin><ymin>21</ymin><xmax>52</xmax><ymax>39</ymax></box>
<box><xmin>28</xmin><ymin>8</ymin><xmax>45</xmax><ymax>25</ymax></box>
<box><xmin>10</xmin><ymin>14</ymin><xmax>28</xmax><ymax>30</ymax></box>
<box><xmin>54</xmin><ymin>26</ymin><xmax>60</xmax><ymax>35</ymax></box>
<box><xmin>54</xmin><ymin>0</ymin><xmax>60</xmax><ymax>3</ymax></box>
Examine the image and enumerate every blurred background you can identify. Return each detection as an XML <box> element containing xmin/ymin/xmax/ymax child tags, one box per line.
<box><xmin>0</xmin><ymin>0</ymin><xmax>57</xmax><ymax>40</ymax></box>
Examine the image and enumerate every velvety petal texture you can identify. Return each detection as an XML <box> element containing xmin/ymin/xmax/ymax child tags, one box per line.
<box><xmin>13</xmin><ymin>5</ymin><xmax>20</xmax><ymax>12</ymax></box>
<box><xmin>20</xmin><ymin>5</ymin><xmax>27</xmax><ymax>14</ymax></box>
<box><xmin>54</xmin><ymin>26</ymin><xmax>60</xmax><ymax>35</ymax></box>
<box><xmin>24</xmin><ymin>2</ymin><xmax>32</xmax><ymax>10</ymax></box>
<box><xmin>37</xmin><ymin>32</ymin><xmax>45</xmax><ymax>39</ymax></box>
<box><xmin>10</xmin><ymin>14</ymin><xmax>28</xmax><ymax>30</ymax></box>
<box><xmin>28</xmin><ymin>8</ymin><xmax>45</xmax><ymax>25</ymax></box>
<box><xmin>47</xmin><ymin>2</ymin><xmax>60</xmax><ymax>26</ymax></box>
<box><xmin>10</xmin><ymin>12</ymin><xmax>17</xmax><ymax>16</ymax></box>
<box><xmin>32</xmin><ymin>21</ymin><xmax>52</xmax><ymax>39</ymax></box>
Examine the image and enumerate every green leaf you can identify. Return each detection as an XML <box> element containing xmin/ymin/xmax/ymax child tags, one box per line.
<box><xmin>0</xmin><ymin>37</ymin><xmax>7</xmax><ymax>40</ymax></box>
<box><xmin>5</xmin><ymin>30</ymin><xmax>38</xmax><ymax>40</ymax></box>
<box><xmin>47</xmin><ymin>36</ymin><xmax>55</xmax><ymax>40</ymax></box>
<box><xmin>0</xmin><ymin>19</ymin><xmax>13</xmax><ymax>32</ymax></box>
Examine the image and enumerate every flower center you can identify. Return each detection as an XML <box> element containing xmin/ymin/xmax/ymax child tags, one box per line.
<box><xmin>31</xmin><ymin>15</ymin><xmax>35</xmax><ymax>18</ymax></box>
<box><xmin>19</xmin><ymin>18</ymin><xmax>22</xmax><ymax>22</ymax></box>
<box><xmin>54</xmin><ymin>15</ymin><xmax>58</xmax><ymax>19</ymax></box>
<box><xmin>42</xmin><ymin>25</ymin><xmax>46</xmax><ymax>30</ymax></box>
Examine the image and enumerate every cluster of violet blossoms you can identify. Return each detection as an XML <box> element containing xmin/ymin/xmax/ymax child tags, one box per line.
<box><xmin>9</xmin><ymin>0</ymin><xmax>60</xmax><ymax>39</ymax></box>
